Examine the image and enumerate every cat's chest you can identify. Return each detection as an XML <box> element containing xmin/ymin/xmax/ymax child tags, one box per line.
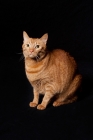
<box><xmin>32</xmin><ymin>79</ymin><xmax>42</xmax><ymax>88</ymax></box>
<box><xmin>26</xmin><ymin>71</ymin><xmax>40</xmax><ymax>82</ymax></box>
<box><xmin>31</xmin><ymin>78</ymin><xmax>50</xmax><ymax>94</ymax></box>
<box><xmin>25</xmin><ymin>64</ymin><xmax>43</xmax><ymax>81</ymax></box>
<box><xmin>25</xmin><ymin>62</ymin><xmax>49</xmax><ymax>82</ymax></box>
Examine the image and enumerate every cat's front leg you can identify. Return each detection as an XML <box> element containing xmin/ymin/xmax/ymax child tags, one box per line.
<box><xmin>29</xmin><ymin>88</ymin><xmax>39</xmax><ymax>107</ymax></box>
<box><xmin>37</xmin><ymin>91</ymin><xmax>54</xmax><ymax>110</ymax></box>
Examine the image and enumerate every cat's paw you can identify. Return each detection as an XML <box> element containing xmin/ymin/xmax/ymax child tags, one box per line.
<box><xmin>37</xmin><ymin>104</ymin><xmax>46</xmax><ymax>110</ymax></box>
<box><xmin>53</xmin><ymin>101</ymin><xmax>62</xmax><ymax>107</ymax></box>
<box><xmin>29</xmin><ymin>102</ymin><xmax>37</xmax><ymax>107</ymax></box>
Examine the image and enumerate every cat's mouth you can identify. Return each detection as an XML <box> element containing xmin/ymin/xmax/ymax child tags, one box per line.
<box><xmin>29</xmin><ymin>54</ymin><xmax>34</xmax><ymax>58</ymax></box>
<box><xmin>28</xmin><ymin>51</ymin><xmax>36</xmax><ymax>58</ymax></box>
<box><xmin>26</xmin><ymin>50</ymin><xmax>47</xmax><ymax>61</ymax></box>
<box><xmin>29</xmin><ymin>53</ymin><xmax>40</xmax><ymax>61</ymax></box>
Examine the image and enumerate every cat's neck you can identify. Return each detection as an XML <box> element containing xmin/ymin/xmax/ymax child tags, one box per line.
<box><xmin>25</xmin><ymin>49</ymin><xmax>49</xmax><ymax>63</ymax></box>
<box><xmin>32</xmin><ymin>50</ymin><xmax>48</xmax><ymax>62</ymax></box>
<box><xmin>25</xmin><ymin>51</ymin><xmax>50</xmax><ymax>73</ymax></box>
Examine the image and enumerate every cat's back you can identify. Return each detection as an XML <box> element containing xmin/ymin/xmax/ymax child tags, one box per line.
<box><xmin>51</xmin><ymin>49</ymin><xmax>76</xmax><ymax>66</ymax></box>
<box><xmin>51</xmin><ymin>49</ymin><xmax>67</xmax><ymax>60</ymax></box>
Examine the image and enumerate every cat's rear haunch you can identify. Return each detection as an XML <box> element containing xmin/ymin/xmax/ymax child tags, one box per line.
<box><xmin>22</xmin><ymin>31</ymin><xmax>82</xmax><ymax>110</ymax></box>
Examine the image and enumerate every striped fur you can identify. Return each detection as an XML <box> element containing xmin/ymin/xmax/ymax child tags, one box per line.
<box><xmin>22</xmin><ymin>31</ymin><xmax>82</xmax><ymax>110</ymax></box>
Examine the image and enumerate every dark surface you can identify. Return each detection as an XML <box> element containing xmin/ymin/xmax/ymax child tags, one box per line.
<box><xmin>0</xmin><ymin>0</ymin><xmax>93</xmax><ymax>140</ymax></box>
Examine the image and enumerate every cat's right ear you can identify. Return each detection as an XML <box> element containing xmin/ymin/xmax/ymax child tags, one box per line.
<box><xmin>23</xmin><ymin>31</ymin><xmax>29</xmax><ymax>42</ymax></box>
<box><xmin>40</xmin><ymin>33</ymin><xmax>48</xmax><ymax>45</ymax></box>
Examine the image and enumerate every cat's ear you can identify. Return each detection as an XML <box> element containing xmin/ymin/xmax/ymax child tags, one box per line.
<box><xmin>23</xmin><ymin>31</ymin><xmax>29</xmax><ymax>42</ymax></box>
<box><xmin>40</xmin><ymin>33</ymin><xmax>48</xmax><ymax>44</ymax></box>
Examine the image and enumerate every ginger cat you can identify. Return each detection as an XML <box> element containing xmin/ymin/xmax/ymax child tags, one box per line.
<box><xmin>22</xmin><ymin>31</ymin><xmax>82</xmax><ymax>110</ymax></box>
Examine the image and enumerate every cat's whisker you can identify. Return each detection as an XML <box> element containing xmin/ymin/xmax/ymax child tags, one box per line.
<box><xmin>16</xmin><ymin>52</ymin><xmax>23</xmax><ymax>55</ymax></box>
<box><xmin>36</xmin><ymin>55</ymin><xmax>40</xmax><ymax>61</ymax></box>
<box><xmin>19</xmin><ymin>55</ymin><xmax>24</xmax><ymax>62</ymax></box>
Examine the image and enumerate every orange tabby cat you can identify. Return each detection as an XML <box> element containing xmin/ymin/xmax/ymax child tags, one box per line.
<box><xmin>22</xmin><ymin>31</ymin><xmax>82</xmax><ymax>110</ymax></box>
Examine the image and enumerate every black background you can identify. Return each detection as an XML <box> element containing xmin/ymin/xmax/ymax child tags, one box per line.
<box><xmin>0</xmin><ymin>0</ymin><xmax>93</xmax><ymax>140</ymax></box>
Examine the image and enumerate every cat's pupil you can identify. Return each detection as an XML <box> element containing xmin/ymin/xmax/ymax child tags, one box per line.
<box><xmin>36</xmin><ymin>45</ymin><xmax>39</xmax><ymax>48</ymax></box>
<box><xmin>27</xmin><ymin>44</ymin><xmax>29</xmax><ymax>47</ymax></box>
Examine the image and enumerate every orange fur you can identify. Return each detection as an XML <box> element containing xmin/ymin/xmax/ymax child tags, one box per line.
<box><xmin>22</xmin><ymin>31</ymin><xmax>82</xmax><ymax>110</ymax></box>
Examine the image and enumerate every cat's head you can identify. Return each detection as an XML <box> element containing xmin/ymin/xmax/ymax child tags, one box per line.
<box><xmin>22</xmin><ymin>31</ymin><xmax>48</xmax><ymax>60</ymax></box>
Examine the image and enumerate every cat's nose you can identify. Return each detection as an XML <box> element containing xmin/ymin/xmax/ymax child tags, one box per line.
<box><xmin>29</xmin><ymin>49</ymin><xmax>34</xmax><ymax>53</ymax></box>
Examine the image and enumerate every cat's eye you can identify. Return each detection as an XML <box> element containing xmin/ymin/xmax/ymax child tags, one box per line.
<box><xmin>35</xmin><ymin>45</ymin><xmax>39</xmax><ymax>48</ymax></box>
<box><xmin>26</xmin><ymin>44</ymin><xmax>30</xmax><ymax>47</ymax></box>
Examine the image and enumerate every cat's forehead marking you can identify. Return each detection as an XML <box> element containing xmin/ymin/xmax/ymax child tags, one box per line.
<box><xmin>30</xmin><ymin>38</ymin><xmax>36</xmax><ymax>43</ymax></box>
<box><xmin>30</xmin><ymin>38</ymin><xmax>40</xmax><ymax>45</ymax></box>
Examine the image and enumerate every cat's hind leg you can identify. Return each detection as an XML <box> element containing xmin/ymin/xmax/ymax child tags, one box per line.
<box><xmin>53</xmin><ymin>96</ymin><xmax>78</xmax><ymax>106</ymax></box>
<box><xmin>53</xmin><ymin>74</ymin><xmax>82</xmax><ymax>107</ymax></box>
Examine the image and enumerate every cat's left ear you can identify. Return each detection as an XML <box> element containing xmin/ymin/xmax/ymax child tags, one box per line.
<box><xmin>23</xmin><ymin>31</ymin><xmax>29</xmax><ymax>42</ymax></box>
<box><xmin>40</xmin><ymin>33</ymin><xmax>48</xmax><ymax>44</ymax></box>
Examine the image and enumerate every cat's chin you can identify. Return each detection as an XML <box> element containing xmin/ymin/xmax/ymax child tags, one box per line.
<box><xmin>24</xmin><ymin>55</ymin><xmax>35</xmax><ymax>59</ymax></box>
<box><xmin>29</xmin><ymin>54</ymin><xmax>35</xmax><ymax>58</ymax></box>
